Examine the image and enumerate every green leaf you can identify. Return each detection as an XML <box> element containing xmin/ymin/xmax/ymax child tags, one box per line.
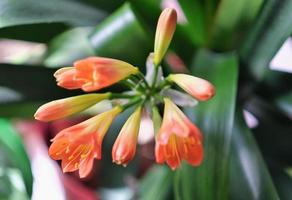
<box><xmin>0</xmin><ymin>119</ymin><xmax>33</xmax><ymax>197</ymax></box>
<box><xmin>178</xmin><ymin>1</ymin><xmax>207</xmax><ymax>46</ymax></box>
<box><xmin>229</xmin><ymin>110</ymin><xmax>279</xmax><ymax>199</ymax></box>
<box><xmin>0</xmin><ymin>149</ymin><xmax>12</xmax><ymax>199</ymax></box>
<box><xmin>0</xmin><ymin>0</ymin><xmax>106</xmax><ymax>42</ymax></box>
<box><xmin>240</xmin><ymin>0</ymin><xmax>292</xmax><ymax>80</ymax></box>
<box><xmin>88</xmin><ymin>3</ymin><xmax>151</xmax><ymax>67</ymax></box>
<box><xmin>0</xmin><ymin>102</ymin><xmax>43</xmax><ymax>118</ymax></box>
<box><xmin>139</xmin><ymin>166</ymin><xmax>173</xmax><ymax>200</ymax></box>
<box><xmin>75</xmin><ymin>0</ymin><xmax>125</xmax><ymax>12</ymax></box>
<box><xmin>0</xmin><ymin>0</ymin><xmax>106</xmax><ymax>28</ymax></box>
<box><xmin>271</xmin><ymin>167</ymin><xmax>292</xmax><ymax>200</ymax></box>
<box><xmin>175</xmin><ymin>49</ymin><xmax>238</xmax><ymax>199</ymax></box>
<box><xmin>0</xmin><ymin>23</ymin><xmax>68</xmax><ymax>43</ymax></box>
<box><xmin>44</xmin><ymin>27</ymin><xmax>95</xmax><ymax>67</ymax></box>
<box><xmin>256</xmin><ymin>70</ymin><xmax>292</xmax><ymax>100</ymax></box>
<box><xmin>209</xmin><ymin>0</ymin><xmax>263</xmax><ymax>50</ymax></box>
<box><xmin>130</xmin><ymin>0</ymin><xmax>161</xmax><ymax>30</ymax></box>
<box><xmin>275</xmin><ymin>91</ymin><xmax>292</xmax><ymax>117</ymax></box>
<box><xmin>0</xmin><ymin>64</ymin><xmax>81</xmax><ymax>103</ymax></box>
<box><xmin>245</xmin><ymin>97</ymin><xmax>292</xmax><ymax>165</ymax></box>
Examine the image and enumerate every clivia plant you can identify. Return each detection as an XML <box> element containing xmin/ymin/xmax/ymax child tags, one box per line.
<box><xmin>34</xmin><ymin>8</ymin><xmax>215</xmax><ymax>178</ymax></box>
<box><xmin>0</xmin><ymin>0</ymin><xmax>291</xmax><ymax>199</ymax></box>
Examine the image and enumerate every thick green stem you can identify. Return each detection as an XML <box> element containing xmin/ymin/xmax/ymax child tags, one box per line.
<box><xmin>151</xmin><ymin>65</ymin><xmax>159</xmax><ymax>89</ymax></box>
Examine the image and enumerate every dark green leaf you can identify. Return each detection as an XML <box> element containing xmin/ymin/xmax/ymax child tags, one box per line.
<box><xmin>240</xmin><ymin>0</ymin><xmax>292</xmax><ymax>80</ymax></box>
<box><xmin>130</xmin><ymin>0</ymin><xmax>161</xmax><ymax>30</ymax></box>
<box><xmin>74</xmin><ymin>0</ymin><xmax>125</xmax><ymax>12</ymax></box>
<box><xmin>175</xmin><ymin>49</ymin><xmax>238</xmax><ymax>199</ymax></box>
<box><xmin>270</xmin><ymin>165</ymin><xmax>292</xmax><ymax>200</ymax></box>
<box><xmin>229</xmin><ymin>110</ymin><xmax>278</xmax><ymax>199</ymax></box>
<box><xmin>0</xmin><ymin>148</ymin><xmax>12</xmax><ymax>199</ymax></box>
<box><xmin>178</xmin><ymin>1</ymin><xmax>207</xmax><ymax>45</ymax></box>
<box><xmin>275</xmin><ymin>91</ymin><xmax>292</xmax><ymax>117</ymax></box>
<box><xmin>255</xmin><ymin>70</ymin><xmax>292</xmax><ymax>100</ymax></box>
<box><xmin>0</xmin><ymin>0</ymin><xmax>106</xmax><ymax>28</ymax></box>
<box><xmin>0</xmin><ymin>102</ymin><xmax>43</xmax><ymax>118</ymax></box>
<box><xmin>209</xmin><ymin>0</ymin><xmax>263</xmax><ymax>50</ymax></box>
<box><xmin>0</xmin><ymin>64</ymin><xmax>81</xmax><ymax>103</ymax></box>
<box><xmin>0</xmin><ymin>119</ymin><xmax>33</xmax><ymax>197</ymax></box>
<box><xmin>245</xmin><ymin>97</ymin><xmax>292</xmax><ymax>165</ymax></box>
<box><xmin>139</xmin><ymin>166</ymin><xmax>173</xmax><ymax>200</ymax></box>
<box><xmin>88</xmin><ymin>3</ymin><xmax>151</xmax><ymax>67</ymax></box>
<box><xmin>44</xmin><ymin>27</ymin><xmax>95</xmax><ymax>67</ymax></box>
<box><xmin>0</xmin><ymin>23</ymin><xmax>68</xmax><ymax>42</ymax></box>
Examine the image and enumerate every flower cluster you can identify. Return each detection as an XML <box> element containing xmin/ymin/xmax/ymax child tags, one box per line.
<box><xmin>35</xmin><ymin>8</ymin><xmax>215</xmax><ymax>178</ymax></box>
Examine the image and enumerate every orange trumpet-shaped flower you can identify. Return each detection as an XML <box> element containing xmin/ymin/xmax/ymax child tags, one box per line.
<box><xmin>34</xmin><ymin>93</ymin><xmax>110</xmax><ymax>122</ymax></box>
<box><xmin>55</xmin><ymin>57</ymin><xmax>138</xmax><ymax>92</ymax></box>
<box><xmin>112</xmin><ymin>107</ymin><xmax>142</xmax><ymax>166</ymax></box>
<box><xmin>49</xmin><ymin>106</ymin><xmax>122</xmax><ymax>178</ymax></box>
<box><xmin>155</xmin><ymin>98</ymin><xmax>203</xmax><ymax>170</ymax></box>
<box><xmin>154</xmin><ymin>8</ymin><xmax>177</xmax><ymax>66</ymax></box>
<box><xmin>168</xmin><ymin>74</ymin><xmax>215</xmax><ymax>101</ymax></box>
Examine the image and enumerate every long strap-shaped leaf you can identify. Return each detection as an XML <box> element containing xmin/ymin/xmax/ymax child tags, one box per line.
<box><xmin>0</xmin><ymin>64</ymin><xmax>80</xmax><ymax>103</ymax></box>
<box><xmin>88</xmin><ymin>3</ymin><xmax>151</xmax><ymax>67</ymax></box>
<box><xmin>0</xmin><ymin>0</ymin><xmax>106</xmax><ymax>28</ymax></box>
<box><xmin>178</xmin><ymin>1</ymin><xmax>208</xmax><ymax>46</ymax></box>
<box><xmin>0</xmin><ymin>119</ymin><xmax>33</xmax><ymax>197</ymax></box>
<box><xmin>240</xmin><ymin>0</ymin><xmax>292</xmax><ymax>80</ymax></box>
<box><xmin>139</xmin><ymin>166</ymin><xmax>173</xmax><ymax>200</ymax></box>
<box><xmin>208</xmin><ymin>0</ymin><xmax>263</xmax><ymax>50</ymax></box>
<box><xmin>229</xmin><ymin>110</ymin><xmax>279</xmax><ymax>199</ymax></box>
<box><xmin>175</xmin><ymin>49</ymin><xmax>238</xmax><ymax>199</ymax></box>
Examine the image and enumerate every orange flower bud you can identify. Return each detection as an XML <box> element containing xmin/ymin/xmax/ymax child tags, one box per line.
<box><xmin>55</xmin><ymin>57</ymin><xmax>138</xmax><ymax>92</ymax></box>
<box><xmin>168</xmin><ymin>74</ymin><xmax>215</xmax><ymax>101</ymax></box>
<box><xmin>155</xmin><ymin>98</ymin><xmax>203</xmax><ymax>170</ymax></box>
<box><xmin>154</xmin><ymin>8</ymin><xmax>177</xmax><ymax>66</ymax></box>
<box><xmin>34</xmin><ymin>93</ymin><xmax>110</xmax><ymax>122</ymax></box>
<box><xmin>54</xmin><ymin>67</ymin><xmax>85</xmax><ymax>90</ymax></box>
<box><xmin>49</xmin><ymin>106</ymin><xmax>122</xmax><ymax>178</ymax></box>
<box><xmin>112</xmin><ymin>107</ymin><xmax>142</xmax><ymax>166</ymax></box>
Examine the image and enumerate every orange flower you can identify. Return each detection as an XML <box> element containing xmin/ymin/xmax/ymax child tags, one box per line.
<box><xmin>34</xmin><ymin>93</ymin><xmax>110</xmax><ymax>122</ymax></box>
<box><xmin>155</xmin><ymin>98</ymin><xmax>203</xmax><ymax>170</ymax></box>
<box><xmin>55</xmin><ymin>57</ymin><xmax>138</xmax><ymax>92</ymax></box>
<box><xmin>154</xmin><ymin>8</ymin><xmax>177</xmax><ymax>66</ymax></box>
<box><xmin>49</xmin><ymin>106</ymin><xmax>122</xmax><ymax>178</ymax></box>
<box><xmin>112</xmin><ymin>107</ymin><xmax>142</xmax><ymax>166</ymax></box>
<box><xmin>168</xmin><ymin>74</ymin><xmax>215</xmax><ymax>101</ymax></box>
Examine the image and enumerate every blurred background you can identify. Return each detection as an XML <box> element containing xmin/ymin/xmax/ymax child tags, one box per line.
<box><xmin>0</xmin><ymin>0</ymin><xmax>291</xmax><ymax>199</ymax></box>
